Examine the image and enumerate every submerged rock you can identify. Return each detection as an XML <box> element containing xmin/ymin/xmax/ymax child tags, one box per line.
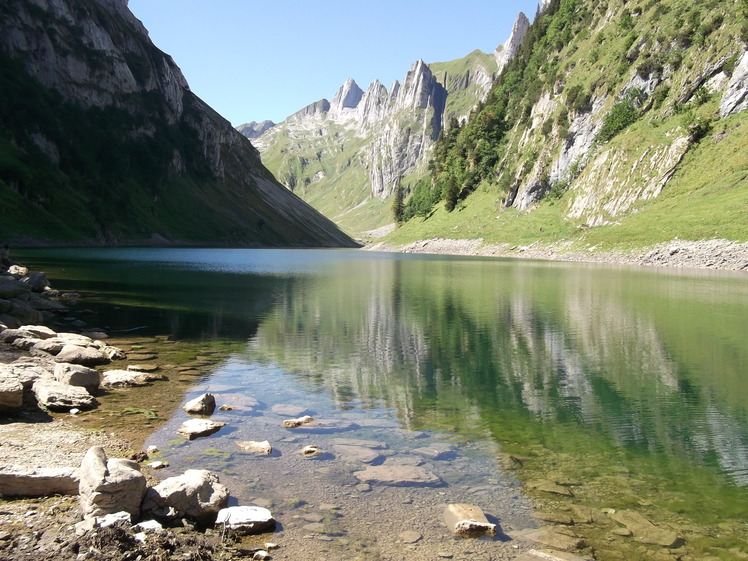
<box><xmin>609</xmin><ymin>510</ymin><xmax>681</xmax><ymax>547</ymax></box>
<box><xmin>353</xmin><ymin>465</ymin><xmax>442</xmax><ymax>487</ymax></box>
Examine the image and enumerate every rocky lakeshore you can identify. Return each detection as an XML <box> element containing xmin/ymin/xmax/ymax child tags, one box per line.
<box><xmin>366</xmin><ymin>237</ymin><xmax>748</xmax><ymax>271</ymax></box>
<box><xmin>1</xmin><ymin>261</ymin><xmax>726</xmax><ymax>561</ymax></box>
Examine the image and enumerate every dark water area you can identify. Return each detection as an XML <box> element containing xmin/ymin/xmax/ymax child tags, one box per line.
<box><xmin>17</xmin><ymin>247</ymin><xmax>748</xmax><ymax>560</ymax></box>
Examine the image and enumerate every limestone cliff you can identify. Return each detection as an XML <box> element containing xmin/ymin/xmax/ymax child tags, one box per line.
<box><xmin>0</xmin><ymin>0</ymin><xmax>355</xmax><ymax>247</ymax></box>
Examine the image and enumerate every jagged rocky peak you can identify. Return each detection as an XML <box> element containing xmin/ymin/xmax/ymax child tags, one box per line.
<box><xmin>397</xmin><ymin>59</ymin><xmax>443</xmax><ymax>110</ymax></box>
<box><xmin>357</xmin><ymin>79</ymin><xmax>390</xmax><ymax>125</ymax></box>
<box><xmin>495</xmin><ymin>12</ymin><xmax>530</xmax><ymax>75</ymax></box>
<box><xmin>329</xmin><ymin>78</ymin><xmax>364</xmax><ymax>117</ymax></box>
<box><xmin>236</xmin><ymin>120</ymin><xmax>276</xmax><ymax>139</ymax></box>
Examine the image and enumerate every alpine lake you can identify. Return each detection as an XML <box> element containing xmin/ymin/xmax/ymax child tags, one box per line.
<box><xmin>16</xmin><ymin>247</ymin><xmax>748</xmax><ymax>561</ymax></box>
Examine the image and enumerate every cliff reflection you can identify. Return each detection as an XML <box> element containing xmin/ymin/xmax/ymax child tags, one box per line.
<box><xmin>246</xmin><ymin>257</ymin><xmax>748</xmax><ymax>486</ymax></box>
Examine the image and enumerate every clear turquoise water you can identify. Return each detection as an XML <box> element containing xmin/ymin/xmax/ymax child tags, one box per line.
<box><xmin>18</xmin><ymin>248</ymin><xmax>748</xmax><ymax>556</ymax></box>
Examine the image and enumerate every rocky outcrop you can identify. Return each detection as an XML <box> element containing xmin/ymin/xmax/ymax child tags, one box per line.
<box><xmin>495</xmin><ymin>12</ymin><xmax>531</xmax><ymax>75</ymax></box>
<box><xmin>720</xmin><ymin>50</ymin><xmax>748</xmax><ymax>118</ymax></box>
<box><xmin>0</xmin><ymin>0</ymin><xmax>355</xmax><ymax>247</ymax></box>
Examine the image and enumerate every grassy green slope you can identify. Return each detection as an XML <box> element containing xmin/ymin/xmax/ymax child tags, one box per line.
<box><xmin>388</xmin><ymin>0</ymin><xmax>747</xmax><ymax>252</ymax></box>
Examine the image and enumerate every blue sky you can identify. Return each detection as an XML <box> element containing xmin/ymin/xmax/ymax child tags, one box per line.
<box><xmin>128</xmin><ymin>1</ymin><xmax>540</xmax><ymax>126</ymax></box>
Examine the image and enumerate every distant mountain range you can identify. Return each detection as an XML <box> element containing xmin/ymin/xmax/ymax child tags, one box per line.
<box><xmin>239</xmin><ymin>13</ymin><xmax>531</xmax><ymax>237</ymax></box>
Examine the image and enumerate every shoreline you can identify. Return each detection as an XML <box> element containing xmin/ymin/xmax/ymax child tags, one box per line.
<box><xmin>364</xmin><ymin>237</ymin><xmax>748</xmax><ymax>272</ymax></box>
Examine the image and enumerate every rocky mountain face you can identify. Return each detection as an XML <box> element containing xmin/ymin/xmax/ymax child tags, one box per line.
<box><xmin>392</xmin><ymin>0</ymin><xmax>746</xmax><ymax>248</ymax></box>
<box><xmin>0</xmin><ymin>0</ymin><xmax>355</xmax><ymax>247</ymax></box>
<box><xmin>241</xmin><ymin>13</ymin><xmax>530</xmax><ymax>235</ymax></box>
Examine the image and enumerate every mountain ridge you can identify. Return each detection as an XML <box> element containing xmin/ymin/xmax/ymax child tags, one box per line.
<box><xmin>0</xmin><ymin>0</ymin><xmax>355</xmax><ymax>247</ymax></box>
<box><xmin>241</xmin><ymin>12</ymin><xmax>531</xmax><ymax>236</ymax></box>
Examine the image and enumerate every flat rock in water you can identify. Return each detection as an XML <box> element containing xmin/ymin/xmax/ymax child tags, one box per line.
<box><xmin>177</xmin><ymin>418</ymin><xmax>225</xmax><ymax>440</ymax></box>
<box><xmin>236</xmin><ymin>440</ymin><xmax>272</xmax><ymax>455</ymax></box>
<box><xmin>332</xmin><ymin>444</ymin><xmax>382</xmax><ymax>464</ymax></box>
<box><xmin>215</xmin><ymin>505</ymin><xmax>276</xmax><ymax>534</ymax></box>
<box><xmin>329</xmin><ymin>437</ymin><xmax>388</xmax><ymax>450</ymax></box>
<box><xmin>513</xmin><ymin>549</ymin><xmax>596</xmax><ymax>561</ymax></box>
<box><xmin>353</xmin><ymin>465</ymin><xmax>442</xmax><ymax>487</ymax></box>
<box><xmin>127</xmin><ymin>363</ymin><xmax>159</xmax><ymax>373</ymax></box>
<box><xmin>514</xmin><ymin>528</ymin><xmax>584</xmax><ymax>552</ymax></box>
<box><xmin>530</xmin><ymin>480</ymin><xmax>575</xmax><ymax>497</ymax></box>
<box><xmin>411</xmin><ymin>443</ymin><xmax>456</xmax><ymax>460</ymax></box>
<box><xmin>609</xmin><ymin>510</ymin><xmax>680</xmax><ymax>547</ymax></box>
<box><xmin>271</xmin><ymin>404</ymin><xmax>309</xmax><ymax>417</ymax></box>
<box><xmin>127</xmin><ymin>352</ymin><xmax>157</xmax><ymax>361</ymax></box>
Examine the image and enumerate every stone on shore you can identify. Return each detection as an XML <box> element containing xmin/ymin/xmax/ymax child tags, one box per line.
<box><xmin>20</xmin><ymin>272</ymin><xmax>51</xmax><ymax>293</ymax></box>
<box><xmin>609</xmin><ymin>510</ymin><xmax>681</xmax><ymax>547</ymax></box>
<box><xmin>54</xmin><ymin>362</ymin><xmax>101</xmax><ymax>391</ymax></box>
<box><xmin>0</xmin><ymin>375</ymin><xmax>23</xmax><ymax>408</ymax></box>
<box><xmin>353</xmin><ymin>465</ymin><xmax>442</xmax><ymax>487</ymax></box>
<box><xmin>4</xmin><ymin>357</ymin><xmax>54</xmax><ymax>388</ymax></box>
<box><xmin>182</xmin><ymin>393</ymin><xmax>216</xmax><ymax>416</ymax></box>
<box><xmin>33</xmin><ymin>378</ymin><xmax>97</xmax><ymax>411</ymax></box>
<box><xmin>30</xmin><ymin>338</ymin><xmax>66</xmax><ymax>355</ymax></box>
<box><xmin>55</xmin><ymin>344</ymin><xmax>111</xmax><ymax>366</ymax></box>
<box><xmin>141</xmin><ymin>469</ymin><xmax>229</xmax><ymax>523</ymax></box>
<box><xmin>443</xmin><ymin>504</ymin><xmax>497</xmax><ymax>538</ymax></box>
<box><xmin>177</xmin><ymin>418</ymin><xmax>225</xmax><ymax>440</ymax></box>
<box><xmin>0</xmin><ymin>466</ymin><xmax>80</xmax><ymax>496</ymax></box>
<box><xmin>215</xmin><ymin>505</ymin><xmax>276</xmax><ymax>534</ymax></box>
<box><xmin>236</xmin><ymin>440</ymin><xmax>272</xmax><ymax>455</ymax></box>
<box><xmin>78</xmin><ymin>446</ymin><xmax>147</xmax><ymax>520</ymax></box>
<box><xmin>19</xmin><ymin>325</ymin><xmax>56</xmax><ymax>339</ymax></box>
<box><xmin>0</xmin><ymin>278</ymin><xmax>30</xmax><ymax>299</ymax></box>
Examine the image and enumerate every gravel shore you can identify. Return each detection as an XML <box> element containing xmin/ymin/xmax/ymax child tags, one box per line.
<box><xmin>365</xmin><ymin>237</ymin><xmax>748</xmax><ymax>271</ymax></box>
